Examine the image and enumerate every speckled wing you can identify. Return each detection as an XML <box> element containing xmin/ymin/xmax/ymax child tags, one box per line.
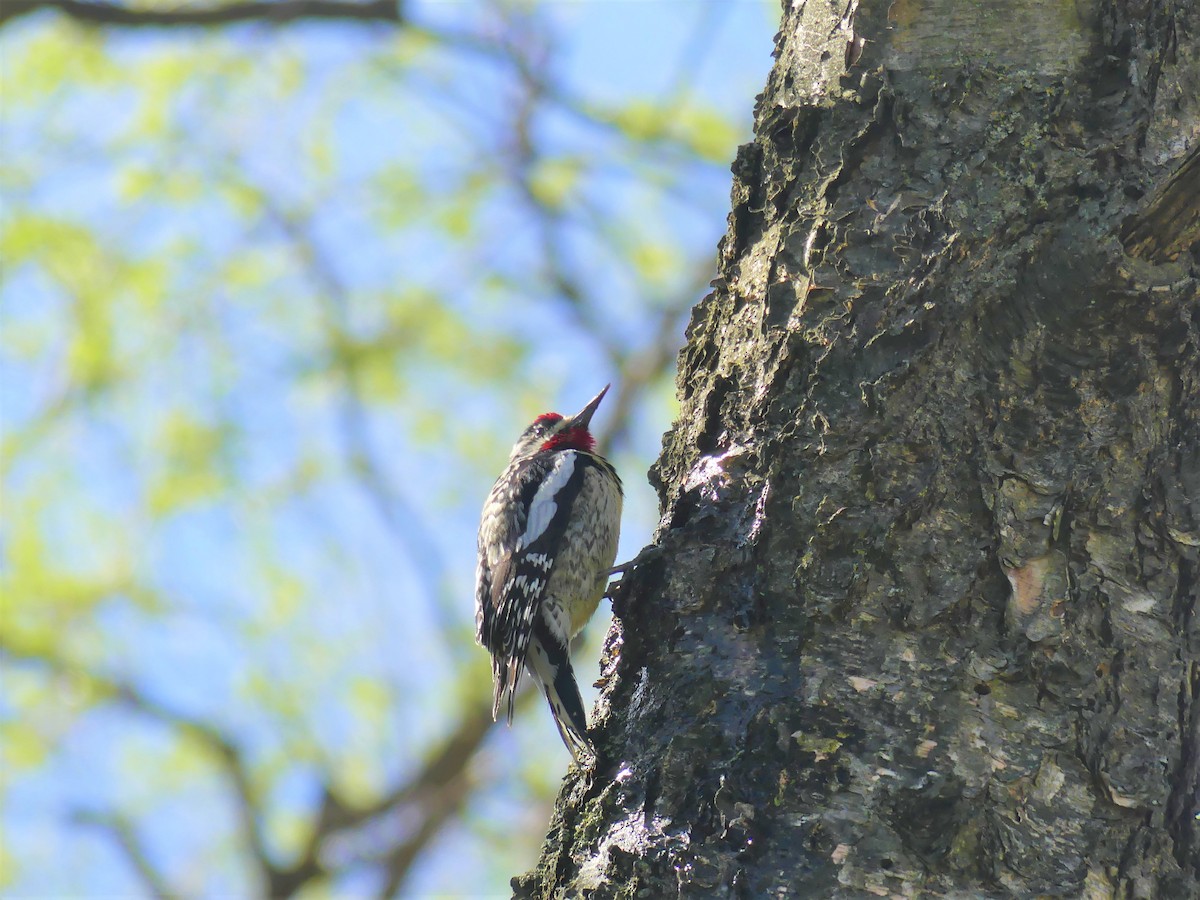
<box><xmin>475</xmin><ymin>453</ymin><xmax>546</xmax><ymax>653</ymax></box>
<box><xmin>489</xmin><ymin>451</ymin><xmax>591</xmax><ymax>723</ymax></box>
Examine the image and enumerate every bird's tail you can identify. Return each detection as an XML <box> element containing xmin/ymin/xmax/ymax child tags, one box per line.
<box><xmin>526</xmin><ymin>625</ymin><xmax>593</xmax><ymax>762</ymax></box>
<box><xmin>491</xmin><ymin>655</ymin><xmax>523</xmax><ymax>725</ymax></box>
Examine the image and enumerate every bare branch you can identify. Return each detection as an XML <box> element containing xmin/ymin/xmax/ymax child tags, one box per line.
<box><xmin>72</xmin><ymin>809</ymin><xmax>180</xmax><ymax>900</ymax></box>
<box><xmin>3</xmin><ymin>638</ymin><xmax>502</xmax><ymax>896</ymax></box>
<box><xmin>307</xmin><ymin>694</ymin><xmax>542</xmax><ymax>898</ymax></box>
<box><xmin>258</xmin><ymin>200</ymin><xmax>458</xmax><ymax>652</ymax></box>
<box><xmin>373</xmin><ymin>713</ymin><xmax>484</xmax><ymax>899</ymax></box>
<box><xmin>0</xmin><ymin>642</ymin><xmax>276</xmax><ymax>894</ymax></box>
<box><xmin>602</xmin><ymin>301</ymin><xmax>692</xmax><ymax>458</ymax></box>
<box><xmin>0</xmin><ymin>0</ymin><xmax>403</xmax><ymax>29</ymax></box>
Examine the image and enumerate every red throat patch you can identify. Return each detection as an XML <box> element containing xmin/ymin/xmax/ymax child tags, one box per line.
<box><xmin>541</xmin><ymin>427</ymin><xmax>595</xmax><ymax>453</ymax></box>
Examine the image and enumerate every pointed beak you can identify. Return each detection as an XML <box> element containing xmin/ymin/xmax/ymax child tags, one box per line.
<box><xmin>568</xmin><ymin>384</ymin><xmax>610</xmax><ymax>430</ymax></box>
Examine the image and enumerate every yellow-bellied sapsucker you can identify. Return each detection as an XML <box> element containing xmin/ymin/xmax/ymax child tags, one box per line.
<box><xmin>475</xmin><ymin>385</ymin><xmax>622</xmax><ymax>760</ymax></box>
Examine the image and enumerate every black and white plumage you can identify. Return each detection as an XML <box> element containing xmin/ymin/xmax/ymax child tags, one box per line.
<box><xmin>476</xmin><ymin>385</ymin><xmax>623</xmax><ymax>760</ymax></box>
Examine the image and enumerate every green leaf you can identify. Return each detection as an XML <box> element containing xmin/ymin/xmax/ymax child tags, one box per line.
<box><xmin>610</xmin><ymin>99</ymin><xmax>668</xmax><ymax>142</ymax></box>
<box><xmin>528</xmin><ymin>156</ymin><xmax>583</xmax><ymax>210</ymax></box>
<box><xmin>631</xmin><ymin>241</ymin><xmax>680</xmax><ymax>289</ymax></box>
<box><xmin>676</xmin><ymin>106</ymin><xmax>741</xmax><ymax>162</ymax></box>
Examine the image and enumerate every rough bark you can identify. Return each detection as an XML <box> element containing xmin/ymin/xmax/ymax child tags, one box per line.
<box><xmin>517</xmin><ymin>0</ymin><xmax>1200</xmax><ymax>897</ymax></box>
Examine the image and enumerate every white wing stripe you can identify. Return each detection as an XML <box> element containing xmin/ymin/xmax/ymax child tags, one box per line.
<box><xmin>519</xmin><ymin>453</ymin><xmax>575</xmax><ymax>547</ymax></box>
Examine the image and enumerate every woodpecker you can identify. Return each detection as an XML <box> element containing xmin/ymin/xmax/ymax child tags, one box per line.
<box><xmin>475</xmin><ymin>384</ymin><xmax>622</xmax><ymax>760</ymax></box>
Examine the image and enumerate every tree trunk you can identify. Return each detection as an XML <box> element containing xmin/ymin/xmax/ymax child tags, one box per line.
<box><xmin>517</xmin><ymin>0</ymin><xmax>1199</xmax><ymax>896</ymax></box>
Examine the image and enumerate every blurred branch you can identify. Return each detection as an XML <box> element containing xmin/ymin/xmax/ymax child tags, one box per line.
<box><xmin>0</xmin><ymin>641</ymin><xmax>275</xmax><ymax>895</ymax></box>
<box><xmin>488</xmin><ymin>8</ymin><xmax>711</xmax><ymax>439</ymax></box>
<box><xmin>500</xmin><ymin>21</ymin><xmax>625</xmax><ymax>363</ymax></box>
<box><xmin>402</xmin><ymin>14</ymin><xmax>727</xmax><ymax>165</ymax></box>
<box><xmin>259</xmin><ymin>200</ymin><xmax>458</xmax><ymax>650</ymax></box>
<box><xmin>603</xmin><ymin>302</ymin><xmax>690</xmax><ymax>458</ymax></box>
<box><xmin>71</xmin><ymin>809</ymin><xmax>180</xmax><ymax>900</ymax></box>
<box><xmin>377</xmin><ymin>771</ymin><xmax>472</xmax><ymax>900</ymax></box>
<box><xmin>0</xmin><ymin>638</ymin><xmax>537</xmax><ymax>898</ymax></box>
<box><xmin>279</xmin><ymin>699</ymin><xmax>527</xmax><ymax>898</ymax></box>
<box><xmin>0</xmin><ymin>0</ymin><xmax>404</xmax><ymax>29</ymax></box>
<box><xmin>302</xmin><ymin>670</ymin><xmax>539</xmax><ymax>895</ymax></box>
<box><xmin>373</xmin><ymin>707</ymin><xmax>492</xmax><ymax>898</ymax></box>
<box><xmin>662</xmin><ymin>2</ymin><xmax>726</xmax><ymax>111</ymax></box>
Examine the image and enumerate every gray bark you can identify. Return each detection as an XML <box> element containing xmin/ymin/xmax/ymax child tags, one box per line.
<box><xmin>518</xmin><ymin>0</ymin><xmax>1200</xmax><ymax>896</ymax></box>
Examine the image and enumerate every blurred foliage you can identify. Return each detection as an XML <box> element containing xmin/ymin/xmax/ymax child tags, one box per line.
<box><xmin>0</xmin><ymin>0</ymin><xmax>772</xmax><ymax>895</ymax></box>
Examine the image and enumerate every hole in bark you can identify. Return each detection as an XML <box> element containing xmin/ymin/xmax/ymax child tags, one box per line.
<box><xmin>974</xmin><ymin>682</ymin><xmax>991</xmax><ymax>695</ymax></box>
<box><xmin>880</xmin><ymin>858</ymin><xmax>894</xmax><ymax>870</ymax></box>
<box><xmin>642</xmin><ymin>767</ymin><xmax>661</xmax><ymax>827</ymax></box>
<box><xmin>668</xmin><ymin>494</ymin><xmax>696</xmax><ymax>531</ymax></box>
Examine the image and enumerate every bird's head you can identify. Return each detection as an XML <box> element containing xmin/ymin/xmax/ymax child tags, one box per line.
<box><xmin>509</xmin><ymin>384</ymin><xmax>610</xmax><ymax>461</ymax></box>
